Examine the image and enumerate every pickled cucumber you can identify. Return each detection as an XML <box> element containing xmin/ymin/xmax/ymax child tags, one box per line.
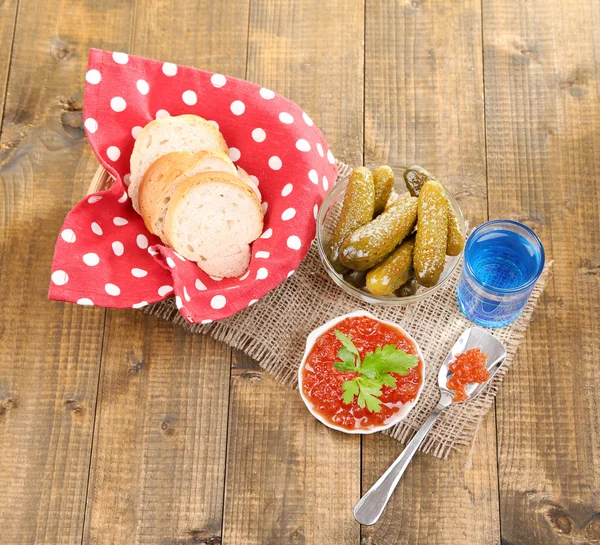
<box><xmin>372</xmin><ymin>166</ymin><xmax>394</xmax><ymax>216</ymax></box>
<box><xmin>344</xmin><ymin>269</ymin><xmax>368</xmax><ymax>289</ymax></box>
<box><xmin>395</xmin><ymin>277</ymin><xmax>419</xmax><ymax>297</ymax></box>
<box><xmin>366</xmin><ymin>237</ymin><xmax>415</xmax><ymax>296</ymax></box>
<box><xmin>328</xmin><ymin>167</ymin><xmax>375</xmax><ymax>273</ymax></box>
<box><xmin>339</xmin><ymin>195</ymin><xmax>418</xmax><ymax>270</ymax></box>
<box><xmin>414</xmin><ymin>180</ymin><xmax>448</xmax><ymax>287</ymax></box>
<box><xmin>446</xmin><ymin>204</ymin><xmax>465</xmax><ymax>256</ymax></box>
<box><xmin>404</xmin><ymin>165</ymin><xmax>435</xmax><ymax>197</ymax></box>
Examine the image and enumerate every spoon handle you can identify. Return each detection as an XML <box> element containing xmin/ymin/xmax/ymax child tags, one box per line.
<box><xmin>353</xmin><ymin>404</ymin><xmax>445</xmax><ymax>526</ymax></box>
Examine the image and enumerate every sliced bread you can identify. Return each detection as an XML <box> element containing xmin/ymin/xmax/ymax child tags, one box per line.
<box><xmin>236</xmin><ymin>166</ymin><xmax>262</xmax><ymax>202</ymax></box>
<box><xmin>197</xmin><ymin>244</ymin><xmax>251</xmax><ymax>278</ymax></box>
<box><xmin>164</xmin><ymin>172</ymin><xmax>263</xmax><ymax>264</ymax></box>
<box><xmin>139</xmin><ymin>150</ymin><xmax>237</xmax><ymax>238</ymax></box>
<box><xmin>129</xmin><ymin>114</ymin><xmax>228</xmax><ymax>212</ymax></box>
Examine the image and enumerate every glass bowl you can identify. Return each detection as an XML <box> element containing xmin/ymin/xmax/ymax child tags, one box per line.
<box><xmin>316</xmin><ymin>165</ymin><xmax>466</xmax><ymax>306</ymax></box>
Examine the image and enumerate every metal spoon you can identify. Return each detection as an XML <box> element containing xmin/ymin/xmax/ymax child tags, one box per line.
<box><xmin>353</xmin><ymin>327</ymin><xmax>507</xmax><ymax>526</ymax></box>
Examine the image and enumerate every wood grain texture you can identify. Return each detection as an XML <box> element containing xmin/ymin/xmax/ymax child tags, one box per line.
<box><xmin>81</xmin><ymin>2</ymin><xmax>251</xmax><ymax>544</ymax></box>
<box><xmin>362</xmin><ymin>1</ymin><xmax>500</xmax><ymax>543</ymax></box>
<box><xmin>482</xmin><ymin>0</ymin><xmax>600</xmax><ymax>543</ymax></box>
<box><xmin>0</xmin><ymin>1</ymin><xmax>132</xmax><ymax>544</ymax></box>
<box><xmin>221</xmin><ymin>1</ymin><xmax>363</xmax><ymax>543</ymax></box>
<box><xmin>0</xmin><ymin>0</ymin><xmax>18</xmax><ymax>126</ymax></box>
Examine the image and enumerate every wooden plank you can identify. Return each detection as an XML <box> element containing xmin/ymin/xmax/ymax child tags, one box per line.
<box><xmin>362</xmin><ymin>1</ymin><xmax>501</xmax><ymax>543</ymax></box>
<box><xmin>0</xmin><ymin>0</ymin><xmax>18</xmax><ymax>125</ymax></box>
<box><xmin>221</xmin><ymin>1</ymin><xmax>364</xmax><ymax>543</ymax></box>
<box><xmin>482</xmin><ymin>0</ymin><xmax>600</xmax><ymax>543</ymax></box>
<box><xmin>82</xmin><ymin>2</ymin><xmax>250</xmax><ymax>544</ymax></box>
<box><xmin>0</xmin><ymin>1</ymin><xmax>133</xmax><ymax>544</ymax></box>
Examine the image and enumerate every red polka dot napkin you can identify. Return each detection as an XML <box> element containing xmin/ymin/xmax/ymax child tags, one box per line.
<box><xmin>49</xmin><ymin>49</ymin><xmax>337</xmax><ymax>323</ymax></box>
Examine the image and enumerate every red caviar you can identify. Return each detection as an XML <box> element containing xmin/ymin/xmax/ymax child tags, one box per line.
<box><xmin>447</xmin><ymin>348</ymin><xmax>490</xmax><ymax>402</ymax></box>
<box><xmin>301</xmin><ymin>316</ymin><xmax>422</xmax><ymax>431</ymax></box>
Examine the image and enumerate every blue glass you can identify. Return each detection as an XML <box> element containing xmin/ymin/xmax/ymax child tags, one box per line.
<box><xmin>457</xmin><ymin>220</ymin><xmax>545</xmax><ymax>328</ymax></box>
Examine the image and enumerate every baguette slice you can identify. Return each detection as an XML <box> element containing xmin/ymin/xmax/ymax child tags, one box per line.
<box><xmin>236</xmin><ymin>166</ymin><xmax>262</xmax><ymax>202</ymax></box>
<box><xmin>129</xmin><ymin>114</ymin><xmax>228</xmax><ymax>212</ymax></box>
<box><xmin>164</xmin><ymin>172</ymin><xmax>263</xmax><ymax>267</ymax></box>
<box><xmin>139</xmin><ymin>150</ymin><xmax>237</xmax><ymax>238</ymax></box>
<box><xmin>197</xmin><ymin>244</ymin><xmax>251</xmax><ymax>278</ymax></box>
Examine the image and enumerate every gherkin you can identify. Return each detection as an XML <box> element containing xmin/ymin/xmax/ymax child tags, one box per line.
<box><xmin>327</xmin><ymin>167</ymin><xmax>375</xmax><ymax>273</ymax></box>
<box><xmin>372</xmin><ymin>165</ymin><xmax>394</xmax><ymax>216</ymax></box>
<box><xmin>414</xmin><ymin>180</ymin><xmax>448</xmax><ymax>287</ymax></box>
<box><xmin>339</xmin><ymin>195</ymin><xmax>418</xmax><ymax>270</ymax></box>
<box><xmin>344</xmin><ymin>269</ymin><xmax>368</xmax><ymax>289</ymax></box>
<box><xmin>395</xmin><ymin>277</ymin><xmax>419</xmax><ymax>297</ymax></box>
<box><xmin>404</xmin><ymin>165</ymin><xmax>434</xmax><ymax>197</ymax></box>
<box><xmin>366</xmin><ymin>237</ymin><xmax>415</xmax><ymax>296</ymax></box>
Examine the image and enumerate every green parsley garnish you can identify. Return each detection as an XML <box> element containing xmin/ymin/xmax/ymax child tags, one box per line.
<box><xmin>332</xmin><ymin>329</ymin><xmax>418</xmax><ymax>413</ymax></box>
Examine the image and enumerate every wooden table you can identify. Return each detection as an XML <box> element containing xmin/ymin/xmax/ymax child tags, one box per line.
<box><xmin>1</xmin><ymin>1</ymin><xmax>598</xmax><ymax>544</ymax></box>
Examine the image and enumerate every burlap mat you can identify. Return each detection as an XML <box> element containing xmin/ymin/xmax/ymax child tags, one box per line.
<box><xmin>142</xmin><ymin>161</ymin><xmax>552</xmax><ymax>460</ymax></box>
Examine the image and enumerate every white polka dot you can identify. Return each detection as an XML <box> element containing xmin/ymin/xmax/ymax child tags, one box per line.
<box><xmin>77</xmin><ymin>298</ymin><xmax>93</xmax><ymax>306</ymax></box>
<box><xmin>230</xmin><ymin>100</ymin><xmax>245</xmax><ymax>115</ymax></box>
<box><xmin>112</xmin><ymin>52</ymin><xmax>129</xmax><ymax>64</ymax></box>
<box><xmin>158</xmin><ymin>285</ymin><xmax>173</xmax><ymax>296</ymax></box>
<box><xmin>327</xmin><ymin>149</ymin><xmax>335</xmax><ymax>164</ymax></box>
<box><xmin>175</xmin><ymin>296</ymin><xmax>183</xmax><ymax>309</ymax></box>
<box><xmin>313</xmin><ymin>204</ymin><xmax>319</xmax><ymax>219</ymax></box>
<box><xmin>85</xmin><ymin>69</ymin><xmax>101</xmax><ymax>84</ymax></box>
<box><xmin>132</xmin><ymin>301</ymin><xmax>148</xmax><ymax>309</ymax></box>
<box><xmin>260</xmin><ymin>228</ymin><xmax>273</xmax><ymax>239</ymax></box>
<box><xmin>260</xmin><ymin>87</ymin><xmax>275</xmax><ymax>99</ymax></box>
<box><xmin>107</xmin><ymin>146</ymin><xmax>121</xmax><ymax>161</ymax></box>
<box><xmin>166</xmin><ymin>257</ymin><xmax>176</xmax><ymax>268</ymax></box>
<box><xmin>255</xmin><ymin>251</ymin><xmax>270</xmax><ymax>258</ymax></box>
<box><xmin>209</xmin><ymin>275</ymin><xmax>223</xmax><ymax>281</ymax></box>
<box><xmin>302</xmin><ymin>112</ymin><xmax>314</xmax><ymax>126</ymax></box>
<box><xmin>256</xmin><ymin>267</ymin><xmax>269</xmax><ymax>280</ymax></box>
<box><xmin>51</xmin><ymin>270</ymin><xmax>68</xmax><ymax>286</ymax></box>
<box><xmin>110</xmin><ymin>97</ymin><xmax>126</xmax><ymax>112</ymax></box>
<box><xmin>118</xmin><ymin>191</ymin><xmax>128</xmax><ymax>203</ymax></box>
<box><xmin>173</xmin><ymin>251</ymin><xmax>186</xmax><ymax>261</ymax></box>
<box><xmin>261</xmin><ymin>202</ymin><xmax>268</xmax><ymax>215</ymax></box>
<box><xmin>281</xmin><ymin>183</ymin><xmax>293</xmax><ymax>197</ymax></box>
<box><xmin>105</xmin><ymin>283</ymin><xmax>120</xmax><ymax>296</ymax></box>
<box><xmin>112</xmin><ymin>241</ymin><xmax>124</xmax><ymax>256</ymax></box>
<box><xmin>88</xmin><ymin>195</ymin><xmax>102</xmax><ymax>204</ymax></box>
<box><xmin>252</xmin><ymin>128</ymin><xmax>266</xmax><ymax>142</ymax></box>
<box><xmin>211</xmin><ymin>73</ymin><xmax>226</xmax><ymax>88</ymax></box>
<box><xmin>131</xmin><ymin>268</ymin><xmax>147</xmax><ymax>278</ymax></box>
<box><xmin>248</xmin><ymin>299</ymin><xmax>258</xmax><ymax>306</ymax></box>
<box><xmin>195</xmin><ymin>278</ymin><xmax>207</xmax><ymax>291</ymax></box>
<box><xmin>136</xmin><ymin>79</ymin><xmax>149</xmax><ymax>95</ymax></box>
<box><xmin>287</xmin><ymin>270</ymin><xmax>295</xmax><ymax>278</ymax></box>
<box><xmin>308</xmin><ymin>169</ymin><xmax>319</xmax><ymax>184</ymax></box>
<box><xmin>91</xmin><ymin>222</ymin><xmax>103</xmax><ymax>235</ymax></box>
<box><xmin>239</xmin><ymin>270</ymin><xmax>250</xmax><ymax>280</ymax></box>
<box><xmin>136</xmin><ymin>234</ymin><xmax>148</xmax><ymax>249</ymax></box>
<box><xmin>147</xmin><ymin>247</ymin><xmax>158</xmax><ymax>256</ymax></box>
<box><xmin>210</xmin><ymin>295</ymin><xmax>226</xmax><ymax>309</ymax></box>
<box><xmin>183</xmin><ymin>286</ymin><xmax>191</xmax><ymax>302</ymax></box>
<box><xmin>182</xmin><ymin>90</ymin><xmax>197</xmax><ymax>105</ymax></box>
<box><xmin>287</xmin><ymin>236</ymin><xmax>302</xmax><ymax>250</ymax></box>
<box><xmin>281</xmin><ymin>208</ymin><xmax>296</xmax><ymax>221</ymax></box>
<box><xmin>322</xmin><ymin>175</ymin><xmax>329</xmax><ymax>191</ymax></box>
<box><xmin>162</xmin><ymin>62</ymin><xmax>177</xmax><ymax>76</ymax></box>
<box><xmin>131</xmin><ymin>126</ymin><xmax>142</xmax><ymax>139</ymax></box>
<box><xmin>83</xmin><ymin>252</ymin><xmax>100</xmax><ymax>266</ymax></box>
<box><xmin>156</xmin><ymin>109</ymin><xmax>170</xmax><ymax>119</ymax></box>
<box><xmin>201</xmin><ymin>319</ymin><xmax>213</xmax><ymax>325</ymax></box>
<box><xmin>61</xmin><ymin>229</ymin><xmax>76</xmax><ymax>243</ymax></box>
<box><xmin>296</xmin><ymin>139</ymin><xmax>311</xmax><ymax>152</ymax></box>
<box><xmin>113</xmin><ymin>217</ymin><xmax>128</xmax><ymax>226</ymax></box>
<box><xmin>268</xmin><ymin>156</ymin><xmax>282</xmax><ymax>170</ymax></box>
<box><xmin>250</xmin><ymin>175</ymin><xmax>259</xmax><ymax>186</ymax></box>
<box><xmin>124</xmin><ymin>174</ymin><xmax>131</xmax><ymax>186</ymax></box>
<box><xmin>316</xmin><ymin>143</ymin><xmax>324</xmax><ymax>157</ymax></box>
<box><xmin>228</xmin><ymin>147</ymin><xmax>241</xmax><ymax>162</ymax></box>
<box><xmin>208</xmin><ymin>120</ymin><xmax>219</xmax><ymax>129</ymax></box>
<box><xmin>279</xmin><ymin>112</ymin><xmax>294</xmax><ymax>124</ymax></box>
<box><xmin>84</xmin><ymin>118</ymin><xmax>98</xmax><ymax>133</ymax></box>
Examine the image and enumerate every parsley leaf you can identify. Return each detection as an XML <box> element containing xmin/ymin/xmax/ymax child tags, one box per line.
<box><xmin>332</xmin><ymin>330</ymin><xmax>419</xmax><ymax>413</ymax></box>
